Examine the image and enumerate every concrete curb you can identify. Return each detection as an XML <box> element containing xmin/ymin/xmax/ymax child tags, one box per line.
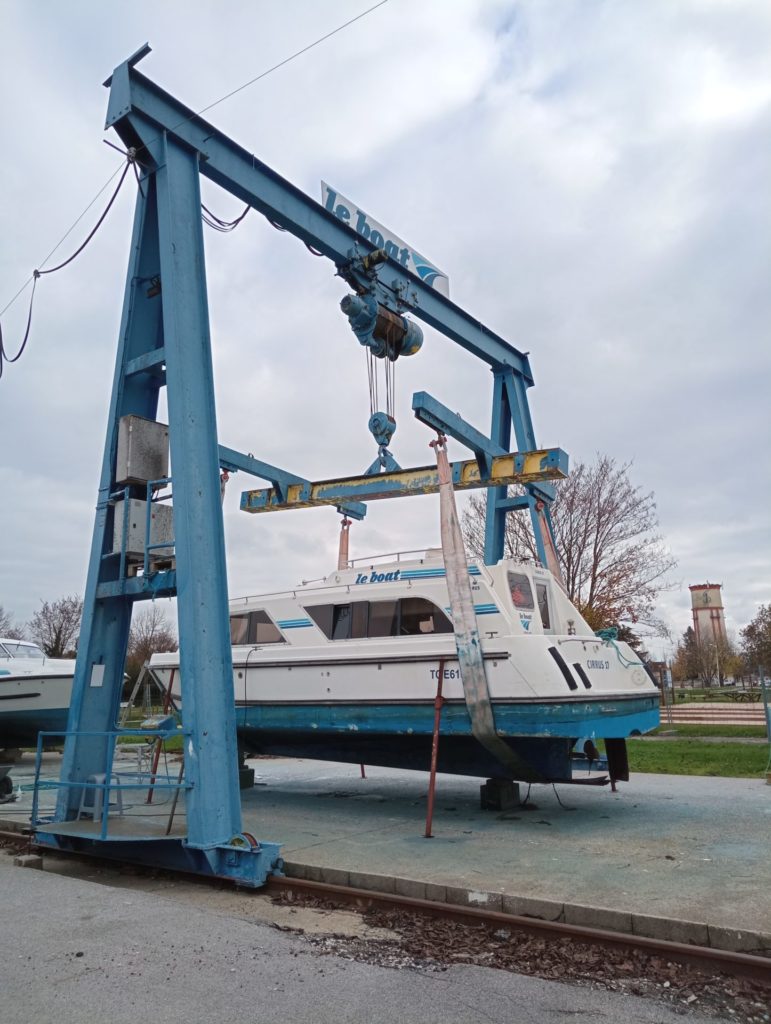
<box><xmin>282</xmin><ymin>860</ymin><xmax>771</xmax><ymax>957</ymax></box>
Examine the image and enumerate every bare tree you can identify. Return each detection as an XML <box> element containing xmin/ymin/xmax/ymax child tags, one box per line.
<box><xmin>126</xmin><ymin>605</ymin><xmax>178</xmax><ymax>684</ymax></box>
<box><xmin>741</xmin><ymin>604</ymin><xmax>771</xmax><ymax>674</ymax></box>
<box><xmin>27</xmin><ymin>596</ymin><xmax>83</xmax><ymax>657</ymax></box>
<box><xmin>0</xmin><ymin>606</ymin><xmax>25</xmax><ymax>639</ymax></box>
<box><xmin>461</xmin><ymin>455</ymin><xmax>676</xmax><ymax>633</ymax></box>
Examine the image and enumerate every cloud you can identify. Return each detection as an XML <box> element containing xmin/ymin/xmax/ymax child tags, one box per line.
<box><xmin>1</xmin><ymin>0</ymin><xmax>769</xmax><ymax>657</ymax></box>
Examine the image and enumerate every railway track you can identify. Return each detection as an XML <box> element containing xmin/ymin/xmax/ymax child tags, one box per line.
<box><xmin>266</xmin><ymin>875</ymin><xmax>770</xmax><ymax>984</ymax></box>
<box><xmin>2</xmin><ymin>827</ymin><xmax>768</xmax><ymax>1019</ymax></box>
<box><xmin>2</xmin><ymin>826</ymin><xmax>768</xmax><ymax>984</ymax></box>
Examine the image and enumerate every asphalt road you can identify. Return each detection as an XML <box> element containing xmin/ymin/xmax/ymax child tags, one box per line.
<box><xmin>0</xmin><ymin>852</ymin><xmax>725</xmax><ymax>1024</ymax></box>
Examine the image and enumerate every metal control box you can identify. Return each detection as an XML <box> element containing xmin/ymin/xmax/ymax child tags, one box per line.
<box><xmin>116</xmin><ymin>415</ymin><xmax>169</xmax><ymax>486</ymax></box>
<box><xmin>112</xmin><ymin>498</ymin><xmax>174</xmax><ymax>559</ymax></box>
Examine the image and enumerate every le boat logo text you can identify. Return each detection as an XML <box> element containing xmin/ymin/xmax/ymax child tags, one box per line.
<box><xmin>355</xmin><ymin>569</ymin><xmax>402</xmax><ymax>585</ymax></box>
<box><xmin>321</xmin><ymin>182</ymin><xmax>450</xmax><ymax>296</ymax></box>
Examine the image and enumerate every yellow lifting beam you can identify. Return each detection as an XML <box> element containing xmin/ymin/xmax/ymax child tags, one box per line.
<box><xmin>240</xmin><ymin>447</ymin><xmax>568</xmax><ymax>514</ymax></box>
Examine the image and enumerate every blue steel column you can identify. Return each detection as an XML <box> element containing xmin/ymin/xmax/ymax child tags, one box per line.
<box><xmin>483</xmin><ymin>371</ymin><xmax>512</xmax><ymax>565</ymax></box>
<box><xmin>57</xmin><ymin>181</ymin><xmax>163</xmax><ymax>817</ymax></box>
<box><xmin>483</xmin><ymin>367</ymin><xmax>555</xmax><ymax>567</ymax></box>
<box><xmin>155</xmin><ymin>135</ymin><xmax>242</xmax><ymax>848</ymax></box>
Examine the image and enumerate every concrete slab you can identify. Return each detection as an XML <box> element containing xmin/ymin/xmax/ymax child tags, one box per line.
<box><xmin>235</xmin><ymin>757</ymin><xmax>771</xmax><ymax>950</ymax></box>
<box><xmin>5</xmin><ymin>752</ymin><xmax>770</xmax><ymax>954</ymax></box>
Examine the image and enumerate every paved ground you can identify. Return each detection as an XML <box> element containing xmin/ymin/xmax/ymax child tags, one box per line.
<box><xmin>235</xmin><ymin>758</ymin><xmax>771</xmax><ymax>935</ymax></box>
<box><xmin>0</xmin><ymin>849</ymin><xmax>726</xmax><ymax>1024</ymax></box>
<box><xmin>5</xmin><ymin>752</ymin><xmax>770</xmax><ymax>938</ymax></box>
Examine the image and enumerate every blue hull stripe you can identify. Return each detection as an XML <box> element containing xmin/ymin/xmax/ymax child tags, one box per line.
<box><xmin>277</xmin><ymin>619</ymin><xmax>313</xmax><ymax>629</ymax></box>
<box><xmin>236</xmin><ymin>697</ymin><xmax>659</xmax><ymax>739</ymax></box>
<box><xmin>444</xmin><ymin>604</ymin><xmax>499</xmax><ymax>616</ymax></box>
<box><xmin>400</xmin><ymin>566</ymin><xmax>481</xmax><ymax>580</ymax></box>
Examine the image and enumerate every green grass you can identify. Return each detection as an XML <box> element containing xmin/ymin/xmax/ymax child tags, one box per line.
<box><xmin>627</xmin><ymin>738</ymin><xmax>769</xmax><ymax>778</ymax></box>
<box><xmin>650</xmin><ymin>724</ymin><xmax>768</xmax><ymax>739</ymax></box>
<box><xmin>117</xmin><ymin>734</ymin><xmax>184</xmax><ymax>753</ymax></box>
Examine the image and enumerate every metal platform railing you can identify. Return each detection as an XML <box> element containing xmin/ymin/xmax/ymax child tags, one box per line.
<box><xmin>31</xmin><ymin>729</ymin><xmax>189</xmax><ymax>842</ymax></box>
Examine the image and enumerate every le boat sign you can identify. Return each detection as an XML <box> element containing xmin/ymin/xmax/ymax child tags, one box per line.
<box><xmin>321</xmin><ymin>182</ymin><xmax>450</xmax><ymax>297</ymax></box>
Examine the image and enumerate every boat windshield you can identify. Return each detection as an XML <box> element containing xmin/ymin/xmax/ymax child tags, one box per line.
<box><xmin>507</xmin><ymin>571</ymin><xmax>535</xmax><ymax>610</ymax></box>
<box><xmin>0</xmin><ymin>642</ymin><xmax>45</xmax><ymax>659</ymax></box>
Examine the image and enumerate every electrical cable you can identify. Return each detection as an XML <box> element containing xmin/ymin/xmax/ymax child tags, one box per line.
<box><xmin>36</xmin><ymin>163</ymin><xmax>131</xmax><ymax>276</ymax></box>
<box><xmin>1</xmin><ymin>1</ymin><xmax>390</xmax><ymax>374</ymax></box>
<box><xmin>0</xmin><ymin>275</ymin><xmax>37</xmax><ymax>380</ymax></box>
<box><xmin>0</xmin><ymin>160</ymin><xmax>132</xmax><ymax>380</ymax></box>
<box><xmin>202</xmin><ymin>202</ymin><xmax>250</xmax><ymax>232</ymax></box>
<box><xmin>0</xmin><ymin>160</ymin><xmax>126</xmax><ymax>319</ymax></box>
<box><xmin>551</xmin><ymin>783</ymin><xmax>576</xmax><ymax>811</ymax></box>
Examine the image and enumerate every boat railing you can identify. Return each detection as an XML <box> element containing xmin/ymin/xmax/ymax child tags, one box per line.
<box><xmin>344</xmin><ymin>549</ymin><xmax>443</xmax><ymax>569</ymax></box>
<box><xmin>230</xmin><ymin>551</ymin><xmax>451</xmax><ymax>604</ymax></box>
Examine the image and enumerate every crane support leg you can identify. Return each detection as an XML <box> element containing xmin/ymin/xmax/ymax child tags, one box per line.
<box><xmin>484</xmin><ymin>367</ymin><xmax>560</xmax><ymax>571</ymax></box>
<box><xmin>38</xmin><ymin>131</ymin><xmax>280</xmax><ymax>885</ymax></box>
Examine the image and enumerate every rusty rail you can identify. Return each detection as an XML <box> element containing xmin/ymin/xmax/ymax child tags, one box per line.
<box><xmin>265</xmin><ymin>876</ymin><xmax>771</xmax><ymax>984</ymax></box>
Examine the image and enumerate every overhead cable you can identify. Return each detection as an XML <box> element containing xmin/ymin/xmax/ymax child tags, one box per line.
<box><xmin>0</xmin><ymin>160</ymin><xmax>127</xmax><ymax>320</ymax></box>
<box><xmin>128</xmin><ymin>0</ymin><xmax>391</xmax><ymax>168</ymax></box>
<box><xmin>194</xmin><ymin>1</ymin><xmax>390</xmax><ymax>121</ymax></box>
<box><xmin>0</xmin><ymin>0</ymin><xmax>391</xmax><ymax>375</ymax></box>
<box><xmin>0</xmin><ymin>159</ymin><xmax>132</xmax><ymax>380</ymax></box>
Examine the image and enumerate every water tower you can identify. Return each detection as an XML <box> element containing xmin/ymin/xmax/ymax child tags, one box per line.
<box><xmin>689</xmin><ymin>583</ymin><xmax>727</xmax><ymax>646</ymax></box>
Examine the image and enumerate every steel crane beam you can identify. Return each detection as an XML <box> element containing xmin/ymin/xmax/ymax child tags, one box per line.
<box><xmin>104</xmin><ymin>51</ymin><xmax>533</xmax><ymax>380</ymax></box>
<box><xmin>241</xmin><ymin>447</ymin><xmax>568</xmax><ymax>513</ymax></box>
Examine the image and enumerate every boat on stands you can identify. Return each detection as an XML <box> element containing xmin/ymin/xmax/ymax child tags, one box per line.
<box><xmin>150</xmin><ymin>550</ymin><xmax>660</xmax><ymax>784</ymax></box>
<box><xmin>0</xmin><ymin>638</ymin><xmax>74</xmax><ymax>748</ymax></box>
<box><xmin>0</xmin><ymin>638</ymin><xmax>75</xmax><ymax>800</ymax></box>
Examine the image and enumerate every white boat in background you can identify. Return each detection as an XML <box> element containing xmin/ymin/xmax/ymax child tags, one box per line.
<box><xmin>0</xmin><ymin>638</ymin><xmax>74</xmax><ymax>751</ymax></box>
<box><xmin>150</xmin><ymin>550</ymin><xmax>660</xmax><ymax>784</ymax></box>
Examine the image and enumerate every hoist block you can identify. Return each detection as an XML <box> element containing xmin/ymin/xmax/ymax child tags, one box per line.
<box><xmin>341</xmin><ymin>293</ymin><xmax>423</xmax><ymax>359</ymax></box>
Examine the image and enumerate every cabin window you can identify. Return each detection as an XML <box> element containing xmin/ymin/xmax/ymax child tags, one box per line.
<box><xmin>307</xmin><ymin>602</ymin><xmax>367</xmax><ymax>640</ymax></box>
<box><xmin>507</xmin><ymin>572</ymin><xmax>534</xmax><ymax>610</ymax></box>
<box><xmin>368</xmin><ymin>600</ymin><xmax>399</xmax><ymax>638</ymax></box>
<box><xmin>307</xmin><ymin>604</ymin><xmax>334</xmax><ymax>637</ymax></box>
<box><xmin>252</xmin><ymin>610</ymin><xmax>284</xmax><ymax>644</ymax></box>
<box><xmin>399</xmin><ymin>597</ymin><xmax>453</xmax><ymax>635</ymax></box>
<box><xmin>305</xmin><ymin>599</ymin><xmax>450</xmax><ymax>640</ymax></box>
<box><xmin>535</xmin><ymin>582</ymin><xmax>551</xmax><ymax>630</ymax></box>
<box><xmin>230</xmin><ymin>614</ymin><xmax>250</xmax><ymax>645</ymax></box>
<box><xmin>351</xmin><ymin>602</ymin><xmax>369</xmax><ymax>639</ymax></box>
<box><xmin>229</xmin><ymin>610</ymin><xmax>284</xmax><ymax>645</ymax></box>
<box><xmin>332</xmin><ymin>604</ymin><xmax>352</xmax><ymax>640</ymax></box>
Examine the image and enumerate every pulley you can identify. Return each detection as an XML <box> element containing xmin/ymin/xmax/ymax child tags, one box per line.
<box><xmin>368</xmin><ymin>411</ymin><xmax>396</xmax><ymax>447</ymax></box>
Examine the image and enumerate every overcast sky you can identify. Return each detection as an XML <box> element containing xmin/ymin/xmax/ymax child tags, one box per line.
<box><xmin>1</xmin><ymin>0</ymin><xmax>769</xmax><ymax>658</ymax></box>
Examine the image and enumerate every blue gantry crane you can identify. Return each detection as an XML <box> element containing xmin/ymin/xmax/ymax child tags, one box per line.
<box><xmin>33</xmin><ymin>46</ymin><xmax>567</xmax><ymax>885</ymax></box>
